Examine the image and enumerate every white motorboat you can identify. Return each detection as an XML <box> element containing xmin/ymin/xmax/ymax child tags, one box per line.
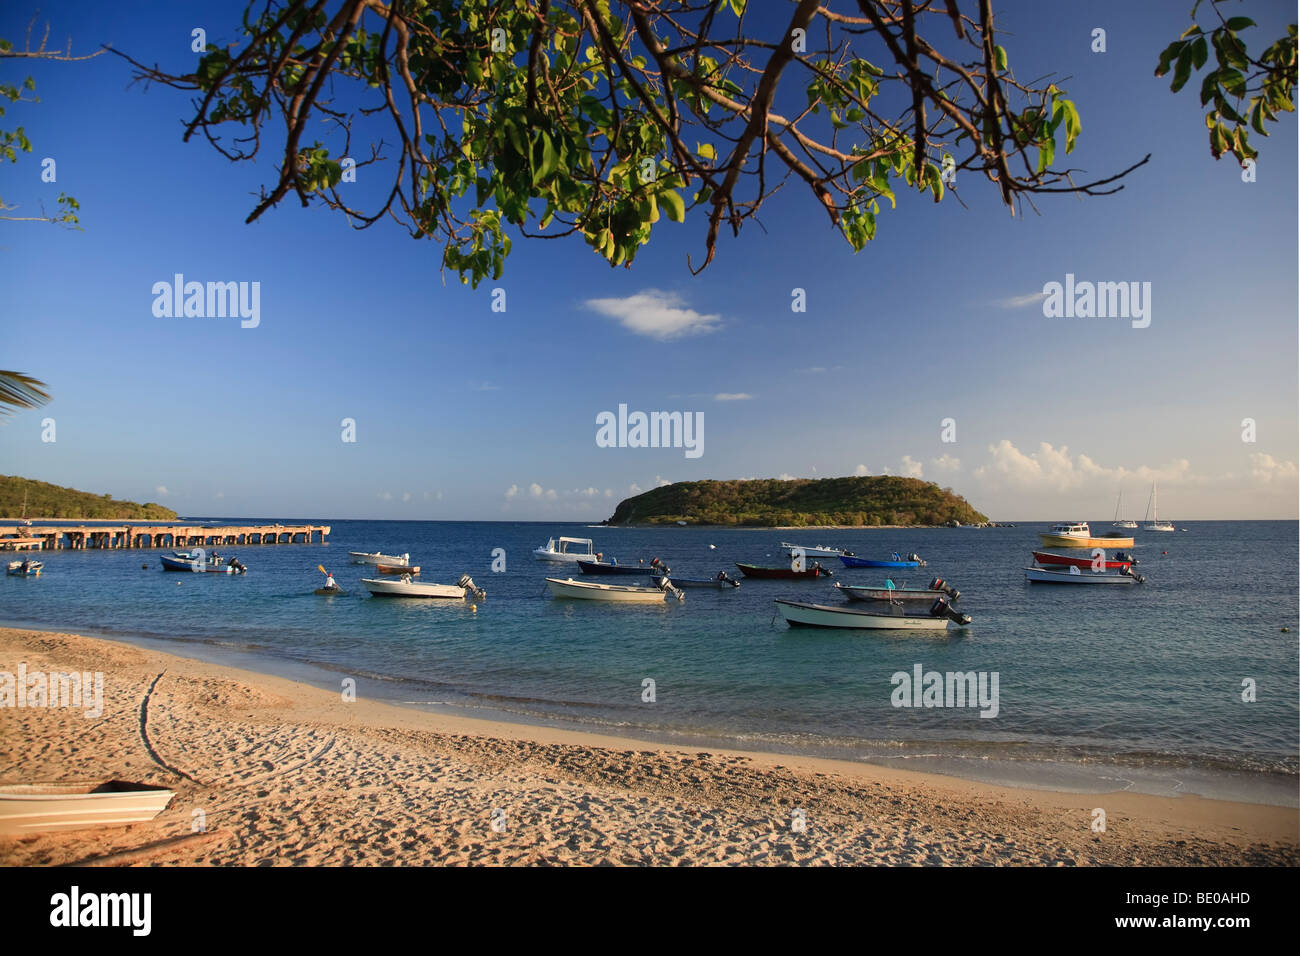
<box><xmin>1143</xmin><ymin>482</ymin><xmax>1175</xmax><ymax>532</ymax></box>
<box><xmin>533</xmin><ymin>537</ymin><xmax>597</xmax><ymax>562</ymax></box>
<box><xmin>0</xmin><ymin>781</ymin><xmax>175</xmax><ymax>834</ymax></box>
<box><xmin>1024</xmin><ymin>566</ymin><xmax>1144</xmax><ymax>585</ymax></box>
<box><xmin>363</xmin><ymin>573</ymin><xmax>485</xmax><ymax>599</ymax></box>
<box><xmin>781</xmin><ymin>541</ymin><xmax>855</xmax><ymax>558</ymax></box>
<box><xmin>775</xmin><ymin>599</ymin><xmax>969</xmax><ymax>630</ymax></box>
<box><xmin>546</xmin><ymin>577</ymin><xmax>683</xmax><ymax>602</ymax></box>
<box><xmin>350</xmin><ymin>550</ymin><xmax>410</xmax><ymax>565</ymax></box>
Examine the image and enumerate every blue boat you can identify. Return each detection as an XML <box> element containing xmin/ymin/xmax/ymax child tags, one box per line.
<box><xmin>652</xmin><ymin>573</ymin><xmax>740</xmax><ymax>589</ymax></box>
<box><xmin>840</xmin><ymin>552</ymin><xmax>927</xmax><ymax>569</ymax></box>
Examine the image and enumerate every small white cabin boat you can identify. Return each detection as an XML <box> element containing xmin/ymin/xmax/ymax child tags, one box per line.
<box><xmin>1024</xmin><ymin>566</ymin><xmax>1143</xmax><ymax>585</ymax></box>
<box><xmin>350</xmin><ymin>551</ymin><xmax>410</xmax><ymax>565</ymax></box>
<box><xmin>546</xmin><ymin>577</ymin><xmax>683</xmax><ymax>602</ymax></box>
<box><xmin>533</xmin><ymin>537</ymin><xmax>597</xmax><ymax>562</ymax></box>
<box><xmin>363</xmin><ymin>574</ymin><xmax>484</xmax><ymax>599</ymax></box>
<box><xmin>0</xmin><ymin>781</ymin><xmax>175</xmax><ymax>834</ymax></box>
<box><xmin>781</xmin><ymin>541</ymin><xmax>855</xmax><ymax>558</ymax></box>
<box><xmin>775</xmin><ymin>599</ymin><xmax>968</xmax><ymax>630</ymax></box>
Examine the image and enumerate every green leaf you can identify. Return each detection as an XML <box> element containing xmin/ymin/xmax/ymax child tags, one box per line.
<box><xmin>1224</xmin><ymin>17</ymin><xmax>1255</xmax><ymax>32</ymax></box>
<box><xmin>1191</xmin><ymin>36</ymin><xmax>1208</xmax><ymax>70</ymax></box>
<box><xmin>659</xmin><ymin>189</ymin><xmax>685</xmax><ymax>222</ymax></box>
<box><xmin>696</xmin><ymin>142</ymin><xmax>716</xmax><ymax>161</ymax></box>
<box><xmin>1171</xmin><ymin>48</ymin><xmax>1194</xmax><ymax>92</ymax></box>
<box><xmin>994</xmin><ymin>45</ymin><xmax>1008</xmax><ymax>72</ymax></box>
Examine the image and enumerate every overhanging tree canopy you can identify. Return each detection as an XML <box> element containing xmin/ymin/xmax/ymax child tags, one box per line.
<box><xmin>120</xmin><ymin>0</ymin><xmax>1158</xmax><ymax>285</ymax></box>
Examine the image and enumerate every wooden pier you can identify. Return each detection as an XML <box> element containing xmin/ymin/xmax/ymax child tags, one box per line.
<box><xmin>0</xmin><ymin>523</ymin><xmax>329</xmax><ymax>551</ymax></box>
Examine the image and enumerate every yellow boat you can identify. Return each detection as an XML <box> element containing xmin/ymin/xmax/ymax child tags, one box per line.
<box><xmin>1038</xmin><ymin>522</ymin><xmax>1134</xmax><ymax>549</ymax></box>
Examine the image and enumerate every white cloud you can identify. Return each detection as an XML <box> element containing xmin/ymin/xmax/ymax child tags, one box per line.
<box><xmin>714</xmin><ymin>392</ymin><xmax>753</xmax><ymax>401</ymax></box>
<box><xmin>901</xmin><ymin>455</ymin><xmax>924</xmax><ymax>478</ymax></box>
<box><xmin>584</xmin><ymin>289</ymin><xmax>722</xmax><ymax>340</ymax></box>
<box><xmin>629</xmin><ymin>483</ymin><xmax>643</xmax><ymax>495</ymax></box>
<box><xmin>155</xmin><ymin>485</ymin><xmax>168</xmax><ymax>496</ymax></box>
<box><xmin>655</xmin><ymin>475</ymin><xmax>671</xmax><ymax>487</ymax></box>
<box><xmin>974</xmin><ymin>440</ymin><xmax>1192</xmax><ymax>490</ymax></box>
<box><xmin>377</xmin><ymin>490</ymin><xmax>393</xmax><ymax>501</ymax></box>
<box><xmin>778</xmin><ymin>472</ymin><xmax>796</xmax><ymax>481</ymax></box>
<box><xmin>401</xmin><ymin>491</ymin><xmax>411</xmax><ymax>502</ymax></box>
<box><xmin>1249</xmin><ymin>453</ymin><xmax>1298</xmax><ymax>483</ymax></box>
<box><xmin>930</xmin><ymin>454</ymin><xmax>961</xmax><ymax>473</ymax></box>
<box><xmin>996</xmin><ymin>291</ymin><xmax>1049</xmax><ymax>309</ymax></box>
<box><xmin>854</xmin><ymin>464</ymin><xmax>870</xmax><ymax>476</ymax></box>
<box><xmin>505</xmin><ymin>484</ymin><xmax>519</xmax><ymax>499</ymax></box>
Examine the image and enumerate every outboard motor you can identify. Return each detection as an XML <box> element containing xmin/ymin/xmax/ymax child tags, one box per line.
<box><xmin>655</xmin><ymin>576</ymin><xmax>685</xmax><ymax>600</ymax></box>
<box><xmin>910</xmin><ymin>553</ymin><xmax>927</xmax><ymax>566</ymax></box>
<box><xmin>929</xmin><ymin>597</ymin><xmax>972</xmax><ymax>626</ymax></box>
<box><xmin>458</xmin><ymin>574</ymin><xmax>486</xmax><ymax>600</ymax></box>
<box><xmin>929</xmin><ymin>576</ymin><xmax>960</xmax><ymax>601</ymax></box>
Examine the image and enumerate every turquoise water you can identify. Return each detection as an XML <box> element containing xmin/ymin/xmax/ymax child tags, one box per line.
<box><xmin>2</xmin><ymin>520</ymin><xmax>1296</xmax><ymax>802</ymax></box>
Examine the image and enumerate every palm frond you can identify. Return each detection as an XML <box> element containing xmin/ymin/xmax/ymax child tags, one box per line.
<box><xmin>0</xmin><ymin>370</ymin><xmax>51</xmax><ymax>417</ymax></box>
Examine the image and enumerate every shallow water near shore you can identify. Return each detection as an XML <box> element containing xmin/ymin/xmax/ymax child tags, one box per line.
<box><xmin>2</xmin><ymin>519</ymin><xmax>1296</xmax><ymax>805</ymax></box>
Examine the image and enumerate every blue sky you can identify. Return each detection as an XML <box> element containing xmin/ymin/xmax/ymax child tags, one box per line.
<box><xmin>1</xmin><ymin>0</ymin><xmax>1296</xmax><ymax>520</ymax></box>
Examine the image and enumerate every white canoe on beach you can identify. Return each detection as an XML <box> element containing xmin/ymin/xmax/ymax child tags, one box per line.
<box><xmin>546</xmin><ymin>577</ymin><xmax>683</xmax><ymax>602</ymax></box>
<box><xmin>775</xmin><ymin>599</ymin><xmax>969</xmax><ymax>630</ymax></box>
<box><xmin>350</xmin><ymin>551</ymin><xmax>410</xmax><ymax>566</ymax></box>
<box><xmin>363</xmin><ymin>574</ymin><xmax>485</xmax><ymax>599</ymax></box>
<box><xmin>1024</xmin><ymin>566</ymin><xmax>1144</xmax><ymax>585</ymax></box>
<box><xmin>0</xmin><ymin>781</ymin><xmax>175</xmax><ymax>834</ymax></box>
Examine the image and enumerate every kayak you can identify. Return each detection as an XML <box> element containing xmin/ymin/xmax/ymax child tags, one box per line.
<box><xmin>314</xmin><ymin>587</ymin><xmax>345</xmax><ymax>596</ymax></box>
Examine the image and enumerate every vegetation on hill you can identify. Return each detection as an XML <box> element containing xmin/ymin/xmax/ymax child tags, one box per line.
<box><xmin>0</xmin><ymin>476</ymin><xmax>177</xmax><ymax>520</ymax></box>
<box><xmin>607</xmin><ymin>477</ymin><xmax>988</xmax><ymax>527</ymax></box>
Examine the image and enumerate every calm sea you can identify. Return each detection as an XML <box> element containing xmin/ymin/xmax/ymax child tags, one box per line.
<box><xmin>2</xmin><ymin>520</ymin><xmax>1296</xmax><ymax>804</ymax></box>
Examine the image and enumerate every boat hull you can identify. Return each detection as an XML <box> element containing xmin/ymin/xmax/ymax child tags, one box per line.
<box><xmin>0</xmin><ymin>781</ymin><xmax>175</xmax><ymax>834</ymax></box>
<box><xmin>349</xmin><ymin>551</ymin><xmax>409</xmax><ymax>566</ymax></box>
<box><xmin>735</xmin><ymin>563</ymin><xmax>832</xmax><ymax>580</ymax></box>
<box><xmin>1037</xmin><ymin>534</ymin><xmax>1134</xmax><ymax>549</ymax></box>
<box><xmin>835</xmin><ymin>583</ymin><xmax>946</xmax><ymax>602</ymax></box>
<box><xmin>546</xmin><ymin>578</ymin><xmax>674</xmax><ymax>602</ymax></box>
<box><xmin>376</xmin><ymin>564</ymin><xmax>420</xmax><ymax>575</ymax></box>
<box><xmin>840</xmin><ymin>556</ymin><xmax>921</xmax><ymax>568</ymax></box>
<box><xmin>652</xmin><ymin>575</ymin><xmax>739</xmax><ymax>589</ymax></box>
<box><xmin>1024</xmin><ymin>567</ymin><xmax>1139</xmax><ymax>585</ymax></box>
<box><xmin>1031</xmin><ymin>550</ymin><xmax>1133</xmax><ymax>570</ymax></box>
<box><xmin>362</xmin><ymin>578</ymin><xmax>469</xmax><ymax>598</ymax></box>
<box><xmin>576</xmin><ymin>560</ymin><xmax>663</xmax><ymax>576</ymax></box>
<box><xmin>775</xmin><ymin>600</ymin><xmax>950</xmax><ymax>630</ymax></box>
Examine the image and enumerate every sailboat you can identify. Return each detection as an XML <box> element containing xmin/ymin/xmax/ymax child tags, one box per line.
<box><xmin>1143</xmin><ymin>482</ymin><xmax>1175</xmax><ymax>532</ymax></box>
<box><xmin>1112</xmin><ymin>490</ymin><xmax>1137</xmax><ymax>529</ymax></box>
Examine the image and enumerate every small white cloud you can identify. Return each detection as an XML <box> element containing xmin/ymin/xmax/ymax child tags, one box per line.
<box><xmin>378</xmin><ymin>490</ymin><xmax>393</xmax><ymax>501</ymax></box>
<box><xmin>529</xmin><ymin>483</ymin><xmax>545</xmax><ymax>498</ymax></box>
<box><xmin>584</xmin><ymin>289</ymin><xmax>722</xmax><ymax>340</ymax></box>
<box><xmin>714</xmin><ymin>392</ymin><xmax>753</xmax><ymax>401</ymax></box>
<box><xmin>155</xmin><ymin>485</ymin><xmax>169</xmax><ymax>496</ymax></box>
<box><xmin>401</xmin><ymin>491</ymin><xmax>411</xmax><ymax>503</ymax></box>
<box><xmin>778</xmin><ymin>472</ymin><xmax>796</xmax><ymax>481</ymax></box>
<box><xmin>996</xmin><ymin>291</ymin><xmax>1049</xmax><ymax>309</ymax></box>
<box><xmin>854</xmin><ymin>464</ymin><xmax>870</xmax><ymax>476</ymax></box>
<box><xmin>930</xmin><ymin>454</ymin><xmax>961</xmax><ymax>474</ymax></box>
<box><xmin>901</xmin><ymin>455</ymin><xmax>924</xmax><ymax>478</ymax></box>
<box><xmin>629</xmin><ymin>483</ymin><xmax>643</xmax><ymax>495</ymax></box>
<box><xmin>505</xmin><ymin>484</ymin><xmax>519</xmax><ymax>499</ymax></box>
<box><xmin>1249</xmin><ymin>453</ymin><xmax>1298</xmax><ymax>483</ymax></box>
<box><xmin>655</xmin><ymin>475</ymin><xmax>671</xmax><ymax>487</ymax></box>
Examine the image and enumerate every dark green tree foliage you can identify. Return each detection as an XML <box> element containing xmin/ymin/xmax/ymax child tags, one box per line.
<box><xmin>606</xmin><ymin>476</ymin><xmax>987</xmax><ymax>526</ymax></box>
<box><xmin>120</xmin><ymin>0</ymin><xmax>1151</xmax><ymax>286</ymax></box>
<box><xmin>0</xmin><ymin>476</ymin><xmax>178</xmax><ymax>520</ymax></box>
<box><xmin>1156</xmin><ymin>1</ymin><xmax>1296</xmax><ymax>163</ymax></box>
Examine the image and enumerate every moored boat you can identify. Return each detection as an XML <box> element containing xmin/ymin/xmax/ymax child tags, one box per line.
<box><xmin>5</xmin><ymin>559</ymin><xmax>43</xmax><ymax>577</ymax></box>
<box><xmin>1112</xmin><ymin>490</ymin><xmax>1137</xmax><ymax>529</ymax></box>
<box><xmin>0</xmin><ymin>781</ymin><xmax>175</xmax><ymax>834</ymax></box>
<box><xmin>376</xmin><ymin>563</ymin><xmax>420</xmax><ymax>575</ymax></box>
<box><xmin>159</xmin><ymin>550</ymin><xmax>246</xmax><ymax>573</ymax></box>
<box><xmin>546</xmin><ymin>577</ymin><xmax>683</xmax><ymax>602</ymax></box>
<box><xmin>1037</xmin><ymin>522</ymin><xmax>1133</xmax><ymax>549</ymax></box>
<box><xmin>363</xmin><ymin>573</ymin><xmax>484</xmax><ymax>599</ymax></box>
<box><xmin>775</xmin><ymin>598</ymin><xmax>970</xmax><ymax>630</ymax></box>
<box><xmin>1143</xmin><ymin>482</ymin><xmax>1175</xmax><ymax>532</ymax></box>
<box><xmin>652</xmin><ymin>572</ymin><xmax>740</xmax><ymax>589</ymax></box>
<box><xmin>350</xmin><ymin>550</ymin><xmax>410</xmax><ymax>566</ymax></box>
<box><xmin>781</xmin><ymin>542</ymin><xmax>856</xmax><ymax>558</ymax></box>
<box><xmin>313</xmin><ymin>586</ymin><xmax>345</xmax><ymax>596</ymax></box>
<box><xmin>533</xmin><ymin>537</ymin><xmax>598</xmax><ymax>562</ymax></box>
<box><xmin>577</xmin><ymin>558</ymin><xmax>668</xmax><ymax>576</ymax></box>
<box><xmin>735</xmin><ymin>562</ymin><xmax>833</xmax><ymax>580</ymax></box>
<box><xmin>835</xmin><ymin>577</ymin><xmax>959</xmax><ymax>602</ymax></box>
<box><xmin>840</xmin><ymin>552</ymin><xmax>926</xmax><ymax>568</ymax></box>
<box><xmin>1031</xmin><ymin>550</ymin><xmax>1136</xmax><ymax>570</ymax></box>
<box><xmin>1024</xmin><ymin>565</ymin><xmax>1144</xmax><ymax>585</ymax></box>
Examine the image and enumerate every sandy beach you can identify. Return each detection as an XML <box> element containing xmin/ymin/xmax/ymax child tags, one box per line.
<box><xmin>0</xmin><ymin>626</ymin><xmax>1294</xmax><ymax>866</ymax></box>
